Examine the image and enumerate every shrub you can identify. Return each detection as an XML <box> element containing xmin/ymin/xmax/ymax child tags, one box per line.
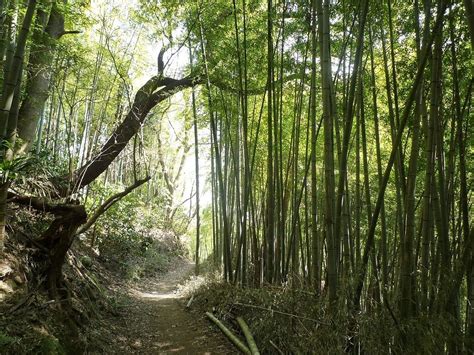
<box><xmin>82</xmin><ymin>182</ymin><xmax>187</xmax><ymax>279</ymax></box>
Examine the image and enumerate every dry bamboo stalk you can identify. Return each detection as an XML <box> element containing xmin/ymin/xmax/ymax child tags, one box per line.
<box><xmin>269</xmin><ymin>340</ymin><xmax>284</xmax><ymax>355</ymax></box>
<box><xmin>186</xmin><ymin>295</ymin><xmax>194</xmax><ymax>308</ymax></box>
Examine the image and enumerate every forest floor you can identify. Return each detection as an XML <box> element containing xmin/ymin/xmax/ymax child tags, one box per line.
<box><xmin>92</xmin><ymin>259</ymin><xmax>233</xmax><ymax>354</ymax></box>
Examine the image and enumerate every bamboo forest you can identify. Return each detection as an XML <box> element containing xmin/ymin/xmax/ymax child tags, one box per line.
<box><xmin>0</xmin><ymin>0</ymin><xmax>472</xmax><ymax>353</ymax></box>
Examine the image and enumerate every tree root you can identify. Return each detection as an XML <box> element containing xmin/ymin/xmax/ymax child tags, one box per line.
<box><xmin>9</xmin><ymin>193</ymin><xmax>87</xmax><ymax>299</ymax></box>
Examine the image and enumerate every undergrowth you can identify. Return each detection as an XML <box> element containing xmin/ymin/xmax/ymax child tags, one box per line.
<box><xmin>0</xmin><ymin>192</ymin><xmax>188</xmax><ymax>354</ymax></box>
<box><xmin>86</xmin><ymin>182</ymin><xmax>188</xmax><ymax>280</ymax></box>
<box><xmin>187</xmin><ymin>272</ymin><xmax>464</xmax><ymax>354</ymax></box>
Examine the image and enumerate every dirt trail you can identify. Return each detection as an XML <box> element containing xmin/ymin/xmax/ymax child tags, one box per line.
<box><xmin>98</xmin><ymin>260</ymin><xmax>233</xmax><ymax>354</ymax></box>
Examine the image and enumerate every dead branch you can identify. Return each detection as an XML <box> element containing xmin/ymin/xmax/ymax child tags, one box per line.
<box><xmin>8</xmin><ymin>193</ymin><xmax>84</xmax><ymax>217</ymax></box>
<box><xmin>233</xmin><ymin>302</ymin><xmax>329</xmax><ymax>325</ymax></box>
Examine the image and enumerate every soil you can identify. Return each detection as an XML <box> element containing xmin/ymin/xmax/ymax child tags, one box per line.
<box><xmin>91</xmin><ymin>260</ymin><xmax>234</xmax><ymax>354</ymax></box>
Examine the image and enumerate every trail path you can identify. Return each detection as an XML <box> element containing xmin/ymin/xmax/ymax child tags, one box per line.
<box><xmin>99</xmin><ymin>260</ymin><xmax>233</xmax><ymax>354</ymax></box>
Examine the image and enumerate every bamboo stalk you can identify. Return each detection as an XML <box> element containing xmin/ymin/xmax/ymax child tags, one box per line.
<box><xmin>205</xmin><ymin>312</ymin><xmax>251</xmax><ymax>354</ymax></box>
<box><xmin>236</xmin><ymin>317</ymin><xmax>260</xmax><ymax>355</ymax></box>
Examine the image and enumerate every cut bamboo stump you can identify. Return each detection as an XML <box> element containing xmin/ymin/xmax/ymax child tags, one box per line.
<box><xmin>186</xmin><ymin>295</ymin><xmax>194</xmax><ymax>308</ymax></box>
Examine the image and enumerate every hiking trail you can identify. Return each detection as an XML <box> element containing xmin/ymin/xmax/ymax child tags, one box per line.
<box><xmin>95</xmin><ymin>260</ymin><xmax>233</xmax><ymax>354</ymax></box>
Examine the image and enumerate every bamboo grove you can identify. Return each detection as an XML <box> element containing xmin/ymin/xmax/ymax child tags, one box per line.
<box><xmin>0</xmin><ymin>0</ymin><xmax>472</xmax><ymax>352</ymax></box>
<box><xmin>183</xmin><ymin>0</ymin><xmax>474</xmax><ymax>348</ymax></box>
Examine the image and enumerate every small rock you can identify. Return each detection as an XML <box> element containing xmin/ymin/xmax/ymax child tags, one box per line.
<box><xmin>0</xmin><ymin>279</ymin><xmax>16</xmax><ymax>293</ymax></box>
<box><xmin>13</xmin><ymin>275</ymin><xmax>23</xmax><ymax>285</ymax></box>
<box><xmin>131</xmin><ymin>340</ymin><xmax>142</xmax><ymax>349</ymax></box>
<box><xmin>0</xmin><ymin>263</ymin><xmax>13</xmax><ymax>278</ymax></box>
<box><xmin>0</xmin><ymin>280</ymin><xmax>14</xmax><ymax>300</ymax></box>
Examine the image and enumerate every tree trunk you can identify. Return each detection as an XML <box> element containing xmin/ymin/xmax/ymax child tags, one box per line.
<box><xmin>16</xmin><ymin>2</ymin><xmax>65</xmax><ymax>153</ymax></box>
<box><xmin>0</xmin><ymin>0</ymin><xmax>36</xmax><ymax>138</ymax></box>
<box><xmin>317</xmin><ymin>0</ymin><xmax>337</xmax><ymax>304</ymax></box>
<box><xmin>189</xmin><ymin>42</ymin><xmax>200</xmax><ymax>276</ymax></box>
<box><xmin>353</xmin><ymin>4</ymin><xmax>446</xmax><ymax>309</ymax></box>
<box><xmin>10</xmin><ymin>195</ymin><xmax>87</xmax><ymax>299</ymax></box>
<box><xmin>69</xmin><ymin>74</ymin><xmax>198</xmax><ymax>194</ymax></box>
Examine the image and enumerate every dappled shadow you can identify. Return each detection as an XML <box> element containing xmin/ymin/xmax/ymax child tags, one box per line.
<box><xmin>99</xmin><ymin>260</ymin><xmax>231</xmax><ymax>354</ymax></box>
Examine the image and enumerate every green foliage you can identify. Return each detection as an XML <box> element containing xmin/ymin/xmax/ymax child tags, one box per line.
<box><xmin>3</xmin><ymin>149</ymin><xmax>69</xmax><ymax>197</ymax></box>
<box><xmin>1</xmin><ymin>0</ymin><xmax>470</xmax><ymax>351</ymax></box>
<box><xmin>0</xmin><ymin>148</ymin><xmax>68</xmax><ymax>200</ymax></box>
<box><xmin>0</xmin><ymin>154</ymin><xmax>34</xmax><ymax>182</ymax></box>
<box><xmin>192</xmin><ymin>281</ymin><xmax>350</xmax><ymax>353</ymax></box>
<box><xmin>34</xmin><ymin>336</ymin><xmax>65</xmax><ymax>355</ymax></box>
<box><xmin>0</xmin><ymin>329</ymin><xmax>66</xmax><ymax>355</ymax></box>
<box><xmin>85</xmin><ymin>182</ymin><xmax>187</xmax><ymax>280</ymax></box>
<box><xmin>122</xmin><ymin>243</ymin><xmax>171</xmax><ymax>280</ymax></box>
<box><xmin>0</xmin><ymin>141</ymin><xmax>39</xmax><ymax>181</ymax></box>
<box><xmin>0</xmin><ymin>331</ymin><xmax>20</xmax><ymax>348</ymax></box>
<box><xmin>89</xmin><ymin>183</ymin><xmax>143</xmax><ymax>243</ymax></box>
<box><xmin>192</xmin><ymin>281</ymin><xmax>467</xmax><ymax>354</ymax></box>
